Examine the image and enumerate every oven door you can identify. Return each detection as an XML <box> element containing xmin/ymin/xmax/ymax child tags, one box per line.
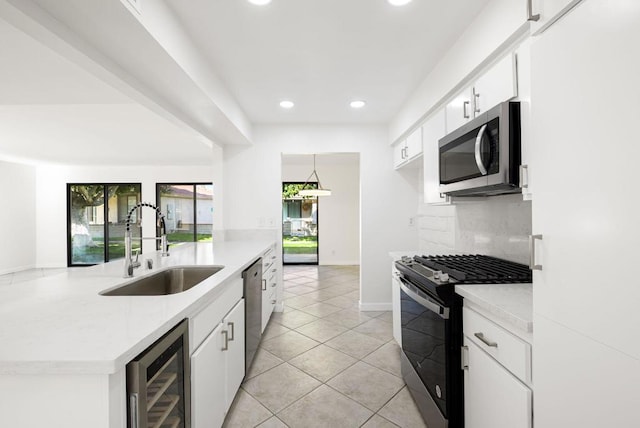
<box><xmin>399</xmin><ymin>276</ymin><xmax>464</xmax><ymax>428</ymax></box>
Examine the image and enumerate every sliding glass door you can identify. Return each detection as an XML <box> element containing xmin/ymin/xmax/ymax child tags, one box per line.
<box><xmin>68</xmin><ymin>183</ymin><xmax>141</xmax><ymax>266</ymax></box>
<box><xmin>157</xmin><ymin>183</ymin><xmax>213</xmax><ymax>245</ymax></box>
<box><xmin>282</xmin><ymin>182</ymin><xmax>318</xmax><ymax>264</ymax></box>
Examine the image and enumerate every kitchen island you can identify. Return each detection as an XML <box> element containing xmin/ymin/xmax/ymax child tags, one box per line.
<box><xmin>0</xmin><ymin>240</ymin><xmax>275</xmax><ymax>427</ymax></box>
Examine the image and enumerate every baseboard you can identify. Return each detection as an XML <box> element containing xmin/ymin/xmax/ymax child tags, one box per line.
<box><xmin>319</xmin><ymin>260</ymin><xmax>360</xmax><ymax>266</ymax></box>
<box><xmin>0</xmin><ymin>264</ymin><xmax>36</xmax><ymax>276</ymax></box>
<box><xmin>359</xmin><ymin>302</ymin><xmax>392</xmax><ymax>311</ymax></box>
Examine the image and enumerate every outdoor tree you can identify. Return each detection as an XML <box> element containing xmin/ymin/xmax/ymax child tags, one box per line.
<box><xmin>69</xmin><ymin>184</ymin><xmax>138</xmax><ymax>248</ymax></box>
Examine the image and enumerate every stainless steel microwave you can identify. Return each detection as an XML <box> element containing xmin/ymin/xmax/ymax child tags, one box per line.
<box><xmin>439</xmin><ymin>101</ymin><xmax>521</xmax><ymax>196</ymax></box>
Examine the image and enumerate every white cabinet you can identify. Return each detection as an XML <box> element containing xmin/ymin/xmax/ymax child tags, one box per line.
<box><xmin>462</xmin><ymin>306</ymin><xmax>532</xmax><ymax>428</ymax></box>
<box><xmin>514</xmin><ymin>39</ymin><xmax>533</xmax><ymax>200</ymax></box>
<box><xmin>473</xmin><ymin>54</ymin><xmax>517</xmax><ymax>117</ymax></box>
<box><xmin>191</xmin><ymin>299</ymin><xmax>245</xmax><ymax>428</ymax></box>
<box><xmin>530</xmin><ymin>0</ymin><xmax>584</xmax><ymax>35</ymax></box>
<box><xmin>261</xmin><ymin>245</ymin><xmax>278</xmax><ymax>332</ymax></box>
<box><xmin>464</xmin><ymin>339</ymin><xmax>532</xmax><ymax>428</ymax></box>
<box><xmin>445</xmin><ymin>55</ymin><xmax>517</xmax><ymax>134</ymax></box>
<box><xmin>422</xmin><ymin>108</ymin><xmax>449</xmax><ymax>205</ymax></box>
<box><xmin>445</xmin><ymin>85</ymin><xmax>474</xmax><ymax>133</ymax></box>
<box><xmin>191</xmin><ymin>322</ymin><xmax>226</xmax><ymax>428</ymax></box>
<box><xmin>393</xmin><ymin>127</ymin><xmax>423</xmax><ymax>169</ymax></box>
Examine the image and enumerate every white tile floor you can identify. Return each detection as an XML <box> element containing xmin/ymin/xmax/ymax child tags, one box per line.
<box><xmin>223</xmin><ymin>265</ymin><xmax>427</xmax><ymax>428</ymax></box>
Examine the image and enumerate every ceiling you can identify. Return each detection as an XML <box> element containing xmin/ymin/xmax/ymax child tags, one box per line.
<box><xmin>165</xmin><ymin>0</ymin><xmax>490</xmax><ymax>124</ymax></box>
<box><xmin>0</xmin><ymin>0</ymin><xmax>491</xmax><ymax>165</ymax></box>
<box><xmin>0</xmin><ymin>17</ymin><xmax>213</xmax><ymax>166</ymax></box>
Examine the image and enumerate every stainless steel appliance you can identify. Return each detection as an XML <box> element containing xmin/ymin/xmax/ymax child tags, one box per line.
<box><xmin>395</xmin><ymin>254</ymin><xmax>532</xmax><ymax>428</ymax></box>
<box><xmin>127</xmin><ymin>319</ymin><xmax>191</xmax><ymax>428</ymax></box>
<box><xmin>242</xmin><ymin>258</ymin><xmax>263</xmax><ymax>371</ymax></box>
<box><xmin>439</xmin><ymin>101</ymin><xmax>521</xmax><ymax>196</ymax></box>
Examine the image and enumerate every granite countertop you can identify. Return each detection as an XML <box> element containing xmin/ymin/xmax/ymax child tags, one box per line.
<box><xmin>0</xmin><ymin>240</ymin><xmax>272</xmax><ymax>375</ymax></box>
<box><xmin>455</xmin><ymin>283</ymin><xmax>533</xmax><ymax>333</ymax></box>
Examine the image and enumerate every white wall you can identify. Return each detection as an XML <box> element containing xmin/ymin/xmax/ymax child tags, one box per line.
<box><xmin>223</xmin><ymin>125</ymin><xmax>418</xmax><ymax>310</ymax></box>
<box><xmin>282</xmin><ymin>157</ymin><xmax>360</xmax><ymax>265</ymax></box>
<box><xmin>0</xmin><ymin>160</ymin><xmax>36</xmax><ymax>274</ymax></box>
<box><xmin>35</xmin><ymin>163</ymin><xmax>216</xmax><ymax>268</ymax></box>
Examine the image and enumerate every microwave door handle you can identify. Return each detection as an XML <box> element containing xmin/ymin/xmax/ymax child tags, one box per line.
<box><xmin>474</xmin><ymin>124</ymin><xmax>489</xmax><ymax>175</ymax></box>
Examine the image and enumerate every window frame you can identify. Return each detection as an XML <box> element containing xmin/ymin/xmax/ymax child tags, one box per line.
<box><xmin>155</xmin><ymin>182</ymin><xmax>213</xmax><ymax>244</ymax></box>
<box><xmin>66</xmin><ymin>182</ymin><xmax>142</xmax><ymax>267</ymax></box>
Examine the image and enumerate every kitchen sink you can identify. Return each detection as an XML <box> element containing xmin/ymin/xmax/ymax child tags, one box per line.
<box><xmin>100</xmin><ymin>266</ymin><xmax>224</xmax><ymax>296</ymax></box>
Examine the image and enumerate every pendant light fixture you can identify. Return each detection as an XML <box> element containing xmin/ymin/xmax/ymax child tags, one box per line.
<box><xmin>298</xmin><ymin>154</ymin><xmax>332</xmax><ymax>197</ymax></box>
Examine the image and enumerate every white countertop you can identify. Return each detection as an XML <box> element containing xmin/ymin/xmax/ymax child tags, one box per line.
<box><xmin>0</xmin><ymin>240</ymin><xmax>272</xmax><ymax>375</ymax></box>
<box><xmin>455</xmin><ymin>283</ymin><xmax>533</xmax><ymax>333</ymax></box>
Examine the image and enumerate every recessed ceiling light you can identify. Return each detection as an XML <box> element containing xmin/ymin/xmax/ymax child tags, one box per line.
<box><xmin>280</xmin><ymin>100</ymin><xmax>294</xmax><ymax>109</ymax></box>
<box><xmin>248</xmin><ymin>0</ymin><xmax>272</xmax><ymax>5</ymax></box>
<box><xmin>388</xmin><ymin>0</ymin><xmax>412</xmax><ymax>6</ymax></box>
<box><xmin>350</xmin><ymin>100</ymin><xmax>366</xmax><ymax>109</ymax></box>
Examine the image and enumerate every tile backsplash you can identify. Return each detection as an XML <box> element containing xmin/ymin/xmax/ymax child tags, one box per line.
<box><xmin>418</xmin><ymin>194</ymin><xmax>532</xmax><ymax>265</ymax></box>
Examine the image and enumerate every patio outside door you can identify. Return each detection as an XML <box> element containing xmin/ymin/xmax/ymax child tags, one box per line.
<box><xmin>282</xmin><ymin>182</ymin><xmax>318</xmax><ymax>264</ymax></box>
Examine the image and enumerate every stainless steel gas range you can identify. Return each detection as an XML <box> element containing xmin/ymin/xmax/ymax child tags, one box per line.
<box><xmin>394</xmin><ymin>254</ymin><xmax>532</xmax><ymax>428</ymax></box>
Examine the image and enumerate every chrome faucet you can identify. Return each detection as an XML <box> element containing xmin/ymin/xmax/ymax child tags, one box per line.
<box><xmin>124</xmin><ymin>202</ymin><xmax>169</xmax><ymax>278</ymax></box>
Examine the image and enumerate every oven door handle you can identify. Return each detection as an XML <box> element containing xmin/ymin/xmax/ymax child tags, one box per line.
<box><xmin>397</xmin><ymin>275</ymin><xmax>449</xmax><ymax>319</ymax></box>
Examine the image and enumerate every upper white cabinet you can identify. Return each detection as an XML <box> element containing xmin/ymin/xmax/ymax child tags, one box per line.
<box><xmin>422</xmin><ymin>108</ymin><xmax>448</xmax><ymax>205</ymax></box>
<box><xmin>445</xmin><ymin>85</ymin><xmax>474</xmax><ymax>133</ymax></box>
<box><xmin>514</xmin><ymin>38</ymin><xmax>533</xmax><ymax>200</ymax></box>
<box><xmin>393</xmin><ymin>127</ymin><xmax>423</xmax><ymax>169</ymax></box>
<box><xmin>445</xmin><ymin>55</ymin><xmax>517</xmax><ymax>134</ymax></box>
<box><xmin>529</xmin><ymin>0</ymin><xmax>584</xmax><ymax>35</ymax></box>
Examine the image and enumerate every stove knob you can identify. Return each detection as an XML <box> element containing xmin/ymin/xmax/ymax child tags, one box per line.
<box><xmin>433</xmin><ymin>270</ymin><xmax>441</xmax><ymax>279</ymax></box>
<box><xmin>440</xmin><ymin>273</ymin><xmax>450</xmax><ymax>283</ymax></box>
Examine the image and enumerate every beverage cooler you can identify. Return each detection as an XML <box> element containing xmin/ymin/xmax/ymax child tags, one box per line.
<box><xmin>127</xmin><ymin>319</ymin><xmax>191</xmax><ymax>428</ymax></box>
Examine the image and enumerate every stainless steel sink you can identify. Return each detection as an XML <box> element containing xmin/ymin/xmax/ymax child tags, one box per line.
<box><xmin>100</xmin><ymin>266</ymin><xmax>224</xmax><ymax>296</ymax></box>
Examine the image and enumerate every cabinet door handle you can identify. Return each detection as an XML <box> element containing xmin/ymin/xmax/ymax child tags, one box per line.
<box><xmin>474</xmin><ymin>332</ymin><xmax>498</xmax><ymax>348</ymax></box>
<box><xmin>262</xmin><ymin>279</ymin><xmax>267</xmax><ymax>291</ymax></box>
<box><xmin>527</xmin><ymin>0</ymin><xmax>540</xmax><ymax>21</ymax></box>
<box><xmin>529</xmin><ymin>234</ymin><xmax>543</xmax><ymax>270</ymax></box>
<box><xmin>474</xmin><ymin>91</ymin><xmax>481</xmax><ymax>113</ymax></box>
<box><xmin>463</xmin><ymin>101</ymin><xmax>470</xmax><ymax>119</ymax></box>
<box><xmin>227</xmin><ymin>321</ymin><xmax>235</xmax><ymax>341</ymax></box>
<box><xmin>519</xmin><ymin>164</ymin><xmax>529</xmax><ymax>189</ymax></box>
<box><xmin>222</xmin><ymin>330</ymin><xmax>229</xmax><ymax>351</ymax></box>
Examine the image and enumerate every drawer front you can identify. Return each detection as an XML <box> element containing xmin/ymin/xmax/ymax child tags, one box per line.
<box><xmin>262</xmin><ymin>246</ymin><xmax>276</xmax><ymax>271</ymax></box>
<box><xmin>190</xmin><ymin>278</ymin><xmax>243</xmax><ymax>353</ymax></box>
<box><xmin>463</xmin><ymin>307</ymin><xmax>531</xmax><ymax>383</ymax></box>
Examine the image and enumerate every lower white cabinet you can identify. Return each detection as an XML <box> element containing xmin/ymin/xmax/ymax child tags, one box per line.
<box><xmin>261</xmin><ymin>245</ymin><xmax>278</xmax><ymax>331</ymax></box>
<box><xmin>191</xmin><ymin>299</ymin><xmax>245</xmax><ymax>428</ymax></box>
<box><xmin>462</xmin><ymin>306</ymin><xmax>532</xmax><ymax>428</ymax></box>
<box><xmin>464</xmin><ymin>339</ymin><xmax>532</xmax><ymax>428</ymax></box>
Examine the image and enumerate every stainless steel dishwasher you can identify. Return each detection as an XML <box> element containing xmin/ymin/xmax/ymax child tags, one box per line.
<box><xmin>242</xmin><ymin>258</ymin><xmax>262</xmax><ymax>372</ymax></box>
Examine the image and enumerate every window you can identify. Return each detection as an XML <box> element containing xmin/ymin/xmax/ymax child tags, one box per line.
<box><xmin>156</xmin><ymin>183</ymin><xmax>213</xmax><ymax>244</ymax></box>
<box><xmin>67</xmin><ymin>183</ymin><xmax>142</xmax><ymax>266</ymax></box>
